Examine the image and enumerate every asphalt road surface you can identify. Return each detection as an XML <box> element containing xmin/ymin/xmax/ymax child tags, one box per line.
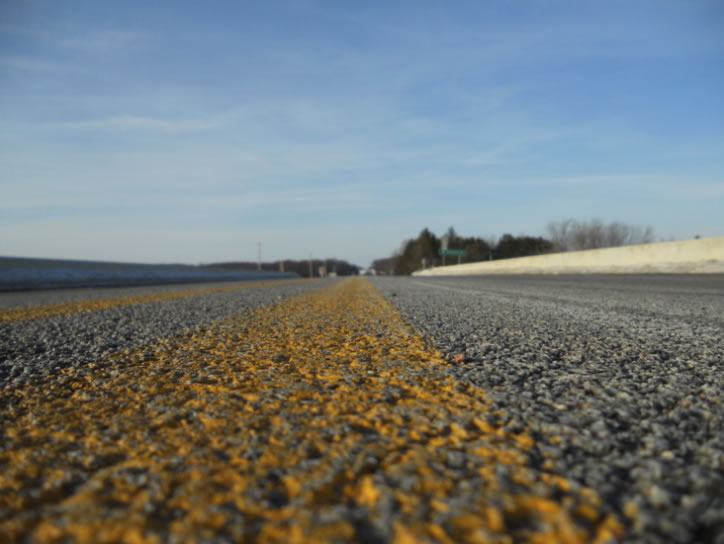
<box><xmin>373</xmin><ymin>275</ymin><xmax>724</xmax><ymax>544</ymax></box>
<box><xmin>1</xmin><ymin>275</ymin><xmax>722</xmax><ymax>543</ymax></box>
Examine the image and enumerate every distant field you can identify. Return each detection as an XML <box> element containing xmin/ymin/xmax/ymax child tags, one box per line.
<box><xmin>0</xmin><ymin>256</ymin><xmax>296</xmax><ymax>291</ymax></box>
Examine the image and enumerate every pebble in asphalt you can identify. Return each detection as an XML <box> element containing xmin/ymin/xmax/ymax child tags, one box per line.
<box><xmin>373</xmin><ymin>275</ymin><xmax>724</xmax><ymax>544</ymax></box>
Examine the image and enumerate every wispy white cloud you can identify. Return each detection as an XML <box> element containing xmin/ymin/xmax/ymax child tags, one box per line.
<box><xmin>667</xmin><ymin>181</ymin><xmax>724</xmax><ymax>198</ymax></box>
<box><xmin>57</xmin><ymin>29</ymin><xmax>146</xmax><ymax>52</ymax></box>
<box><xmin>1</xmin><ymin>20</ymin><xmax>146</xmax><ymax>50</ymax></box>
<box><xmin>0</xmin><ymin>55</ymin><xmax>73</xmax><ymax>74</ymax></box>
<box><xmin>42</xmin><ymin>113</ymin><xmax>227</xmax><ymax>133</ymax></box>
<box><xmin>187</xmin><ymin>185</ymin><xmax>407</xmax><ymax>213</ymax></box>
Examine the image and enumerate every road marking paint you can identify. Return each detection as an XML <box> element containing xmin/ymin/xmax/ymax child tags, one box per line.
<box><xmin>0</xmin><ymin>279</ymin><xmax>310</xmax><ymax>323</ymax></box>
<box><xmin>0</xmin><ymin>278</ymin><xmax>622</xmax><ymax>542</ymax></box>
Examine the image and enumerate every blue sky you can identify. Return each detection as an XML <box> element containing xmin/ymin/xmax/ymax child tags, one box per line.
<box><xmin>1</xmin><ymin>1</ymin><xmax>723</xmax><ymax>266</ymax></box>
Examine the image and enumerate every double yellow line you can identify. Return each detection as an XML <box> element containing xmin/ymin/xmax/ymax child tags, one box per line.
<box><xmin>0</xmin><ymin>278</ymin><xmax>622</xmax><ymax>543</ymax></box>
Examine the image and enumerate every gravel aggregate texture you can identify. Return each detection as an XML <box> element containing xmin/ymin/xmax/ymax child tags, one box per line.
<box><xmin>1</xmin><ymin>278</ymin><xmax>623</xmax><ymax>543</ymax></box>
<box><xmin>373</xmin><ymin>275</ymin><xmax>724</xmax><ymax>544</ymax></box>
<box><xmin>0</xmin><ymin>279</ymin><xmax>320</xmax><ymax>388</ymax></box>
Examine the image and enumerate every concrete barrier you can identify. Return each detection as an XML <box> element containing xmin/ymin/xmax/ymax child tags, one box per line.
<box><xmin>414</xmin><ymin>236</ymin><xmax>724</xmax><ymax>276</ymax></box>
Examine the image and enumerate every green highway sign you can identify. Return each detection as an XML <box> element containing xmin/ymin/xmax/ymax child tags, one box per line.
<box><xmin>439</xmin><ymin>249</ymin><xmax>466</xmax><ymax>257</ymax></box>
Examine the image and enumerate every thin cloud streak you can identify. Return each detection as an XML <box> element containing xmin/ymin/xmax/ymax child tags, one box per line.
<box><xmin>0</xmin><ymin>55</ymin><xmax>75</xmax><ymax>74</ymax></box>
<box><xmin>42</xmin><ymin>114</ymin><xmax>228</xmax><ymax>133</ymax></box>
<box><xmin>57</xmin><ymin>29</ymin><xmax>147</xmax><ymax>52</ymax></box>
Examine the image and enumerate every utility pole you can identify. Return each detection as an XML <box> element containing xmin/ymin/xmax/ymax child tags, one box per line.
<box><xmin>279</xmin><ymin>260</ymin><xmax>284</xmax><ymax>273</ymax></box>
<box><xmin>308</xmin><ymin>253</ymin><xmax>313</xmax><ymax>278</ymax></box>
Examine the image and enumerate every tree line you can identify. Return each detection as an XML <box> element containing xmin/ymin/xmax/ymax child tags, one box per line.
<box><xmin>373</xmin><ymin>219</ymin><xmax>655</xmax><ymax>275</ymax></box>
<box><xmin>546</xmin><ymin>219</ymin><xmax>654</xmax><ymax>251</ymax></box>
<box><xmin>202</xmin><ymin>258</ymin><xmax>360</xmax><ymax>278</ymax></box>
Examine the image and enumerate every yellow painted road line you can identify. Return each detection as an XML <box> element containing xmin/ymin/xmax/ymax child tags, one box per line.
<box><xmin>0</xmin><ymin>278</ymin><xmax>622</xmax><ymax>543</ymax></box>
<box><xmin>0</xmin><ymin>278</ymin><xmax>309</xmax><ymax>323</ymax></box>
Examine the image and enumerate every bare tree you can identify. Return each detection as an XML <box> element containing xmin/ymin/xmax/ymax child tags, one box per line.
<box><xmin>547</xmin><ymin>219</ymin><xmax>655</xmax><ymax>252</ymax></box>
<box><xmin>546</xmin><ymin>219</ymin><xmax>573</xmax><ymax>251</ymax></box>
<box><xmin>484</xmin><ymin>235</ymin><xmax>498</xmax><ymax>260</ymax></box>
<box><xmin>605</xmin><ymin>222</ymin><xmax>629</xmax><ymax>247</ymax></box>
